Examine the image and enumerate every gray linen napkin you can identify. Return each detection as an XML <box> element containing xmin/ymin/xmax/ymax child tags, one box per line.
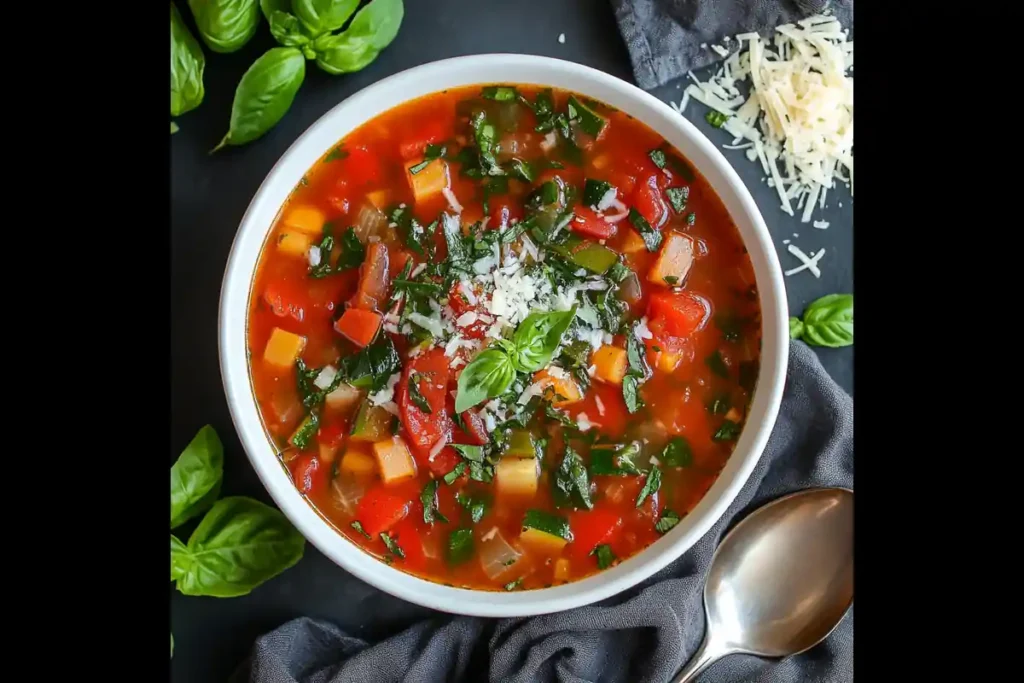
<box><xmin>610</xmin><ymin>0</ymin><xmax>853</xmax><ymax>90</ymax></box>
<box><xmin>236</xmin><ymin>341</ymin><xmax>853</xmax><ymax>683</ymax></box>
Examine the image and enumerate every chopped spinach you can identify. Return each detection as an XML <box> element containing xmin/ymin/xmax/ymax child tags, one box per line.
<box><xmin>705</xmin><ymin>350</ymin><xmax>730</xmax><ymax>379</ymax></box>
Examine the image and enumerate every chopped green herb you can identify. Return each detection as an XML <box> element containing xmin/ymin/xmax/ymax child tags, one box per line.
<box><xmin>289</xmin><ymin>414</ymin><xmax>319</xmax><ymax>450</ymax></box>
<box><xmin>648</xmin><ymin>148</ymin><xmax>667</xmax><ymax>169</ymax></box>
<box><xmin>655</xmin><ymin>510</ymin><xmax>681</xmax><ymax>534</ymax></box>
<box><xmin>447</xmin><ymin>528</ymin><xmax>475</xmax><ymax>565</ymax></box>
<box><xmin>635</xmin><ymin>465</ymin><xmax>662</xmax><ymax>507</ymax></box>
<box><xmin>337</xmin><ymin>336</ymin><xmax>402</xmax><ymax>392</ymax></box>
<box><xmin>552</xmin><ymin>446</ymin><xmax>593</xmax><ymax>510</ymax></box>
<box><xmin>408</xmin><ymin>372</ymin><xmax>433</xmax><ymax>414</ymax></box>
<box><xmin>713</xmin><ymin>420</ymin><xmax>742</xmax><ymax>442</ymax></box>
<box><xmin>628</xmin><ymin>209</ymin><xmax>663</xmax><ymax>251</ymax></box>
<box><xmin>482</xmin><ymin>85</ymin><xmax>519</xmax><ymax>101</ymax></box>
<box><xmin>451</xmin><ymin>444</ymin><xmax>485</xmax><ymax>462</ymax></box>
<box><xmin>567</xmin><ymin>95</ymin><xmax>606</xmax><ymax>137</ymax></box>
<box><xmin>590</xmin><ymin>442</ymin><xmax>642</xmax><ymax>476</ymax></box>
<box><xmin>790</xmin><ymin>316</ymin><xmax>805</xmax><ymax>340</ymax></box>
<box><xmin>507</xmin><ymin>158</ymin><xmax>535</xmax><ymax>183</ymax></box>
<box><xmin>482</xmin><ymin>175</ymin><xmax>510</xmax><ymax>214</ymax></box>
<box><xmin>661</xmin><ymin>147</ymin><xmax>695</xmax><ymax>182</ymax></box>
<box><xmin>522</xmin><ymin>509</ymin><xmax>572</xmax><ymax>540</ymax></box>
<box><xmin>663</xmin><ymin>276</ymin><xmax>679</xmax><ymax>285</ymax></box>
<box><xmin>391</xmin><ymin>205</ymin><xmax>436</xmax><ymax>257</ymax></box>
<box><xmin>706</xmin><ymin>111</ymin><xmax>730</xmax><ymax>128</ymax></box>
<box><xmin>666</xmin><ymin>186</ymin><xmax>689</xmax><ymax>213</ymax></box>
<box><xmin>591</xmin><ymin>544</ymin><xmax>616</xmax><ymax>569</ymax></box>
<box><xmin>685</xmin><ymin>212</ymin><xmax>696</xmax><ymax>227</ymax></box>
<box><xmin>350</xmin><ymin>520</ymin><xmax>372</xmax><ymax>539</ymax></box>
<box><xmin>380</xmin><ymin>532</ymin><xmax>405</xmax><ymax>559</ymax></box>
<box><xmin>470</xmin><ymin>111</ymin><xmax>503</xmax><ymax>176</ymax></box>
<box><xmin>583</xmin><ymin>178</ymin><xmax>614</xmax><ymax>207</ymax></box>
<box><xmin>468</xmin><ymin>461</ymin><xmax>495</xmax><ymax>483</ymax></box>
<box><xmin>707</xmin><ymin>394</ymin><xmax>731</xmax><ymax>415</ymax></box>
<box><xmin>456</xmin><ymin>493</ymin><xmax>489</xmax><ymax>523</ymax></box>
<box><xmin>504</xmin><ymin>577</ymin><xmax>525</xmax><ymax>591</ymax></box>
<box><xmin>705</xmin><ymin>350</ymin><xmax>730</xmax><ymax>378</ymax></box>
<box><xmin>324</xmin><ymin>145</ymin><xmax>348</xmax><ymax>162</ymax></box>
<box><xmin>607</xmin><ymin>261</ymin><xmax>631</xmax><ymax>283</ymax></box>
<box><xmin>420</xmin><ymin>480</ymin><xmax>449</xmax><ymax>525</ymax></box>
<box><xmin>532</xmin><ymin>89</ymin><xmax>557</xmax><ymax>133</ymax></box>
<box><xmin>444</xmin><ymin>461</ymin><xmax>467</xmax><ymax>485</ymax></box>
<box><xmin>660</xmin><ymin>437</ymin><xmax>693</xmax><ymax>468</ymax></box>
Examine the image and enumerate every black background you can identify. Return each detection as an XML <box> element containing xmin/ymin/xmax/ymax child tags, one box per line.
<box><xmin>171</xmin><ymin>1</ymin><xmax>853</xmax><ymax>680</ymax></box>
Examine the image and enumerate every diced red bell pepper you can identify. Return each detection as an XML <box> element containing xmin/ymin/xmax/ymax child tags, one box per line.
<box><xmin>646</xmin><ymin>291</ymin><xmax>709</xmax><ymax>339</ymax></box>
<box><xmin>349</xmin><ymin>242</ymin><xmax>390</xmax><ymax>312</ymax></box>
<box><xmin>291</xmin><ymin>454</ymin><xmax>327</xmax><ymax>496</ymax></box>
<box><xmin>334</xmin><ymin>308</ymin><xmax>382</xmax><ymax>348</ymax></box>
<box><xmin>356</xmin><ymin>486</ymin><xmax>410</xmax><ymax>537</ymax></box>
<box><xmin>388</xmin><ymin>517</ymin><xmax>428</xmax><ymax>570</ymax></box>
<box><xmin>632</xmin><ymin>175</ymin><xmax>668</xmax><ymax>229</ymax></box>
<box><xmin>568</xmin><ymin>507</ymin><xmax>623</xmax><ymax>559</ymax></box>
<box><xmin>447</xmin><ymin>283</ymin><xmax>489</xmax><ymax>339</ymax></box>
<box><xmin>458</xmin><ymin>409</ymin><xmax>490</xmax><ymax>446</ymax></box>
<box><xmin>570</xmin><ymin>206</ymin><xmax>615</xmax><ymax>239</ymax></box>
<box><xmin>398</xmin><ymin>348</ymin><xmax>454</xmax><ymax>455</ymax></box>
<box><xmin>317</xmin><ymin>420</ymin><xmax>347</xmax><ymax>448</ymax></box>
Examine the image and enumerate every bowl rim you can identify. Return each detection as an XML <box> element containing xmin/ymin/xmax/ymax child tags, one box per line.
<box><xmin>219</xmin><ymin>53</ymin><xmax>789</xmax><ymax>618</ymax></box>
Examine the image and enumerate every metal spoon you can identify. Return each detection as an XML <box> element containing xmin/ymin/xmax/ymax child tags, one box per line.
<box><xmin>673</xmin><ymin>487</ymin><xmax>853</xmax><ymax>682</ymax></box>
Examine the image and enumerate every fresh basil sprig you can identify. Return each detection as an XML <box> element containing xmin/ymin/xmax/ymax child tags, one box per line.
<box><xmin>188</xmin><ymin>0</ymin><xmax>260</xmax><ymax>54</ymax></box>
<box><xmin>510</xmin><ymin>307</ymin><xmax>577</xmax><ymax>373</ymax></box>
<box><xmin>170</xmin><ymin>3</ymin><xmax>206</xmax><ymax>121</ymax></box>
<box><xmin>789</xmin><ymin>293</ymin><xmax>853</xmax><ymax>348</ymax></box>
<box><xmin>170</xmin><ymin>425</ymin><xmax>224</xmax><ymax>528</ymax></box>
<box><xmin>313</xmin><ymin>0</ymin><xmax>405</xmax><ymax>74</ymax></box>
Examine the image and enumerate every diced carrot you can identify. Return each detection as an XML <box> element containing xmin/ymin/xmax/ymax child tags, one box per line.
<box><xmin>407</xmin><ymin>158</ymin><xmax>450</xmax><ymax>204</ymax></box>
<box><xmin>340</xmin><ymin>449</ymin><xmax>377</xmax><ymax>476</ymax></box>
<box><xmin>334</xmin><ymin>308</ymin><xmax>382</xmax><ymax>348</ymax></box>
<box><xmin>282</xmin><ymin>205</ymin><xmax>326</xmax><ymax>235</ymax></box>
<box><xmin>372</xmin><ymin>436</ymin><xmax>418</xmax><ymax>485</ymax></box>
<box><xmin>532</xmin><ymin>369</ymin><xmax>583</xmax><ymax>406</ymax></box>
<box><xmin>554</xmin><ymin>558</ymin><xmax>571</xmax><ymax>582</ymax></box>
<box><xmin>648</xmin><ymin>233</ymin><xmax>694</xmax><ymax>286</ymax></box>
<box><xmin>350</xmin><ymin>242</ymin><xmax>390</xmax><ymax>311</ymax></box>
<box><xmin>366</xmin><ymin>189</ymin><xmax>390</xmax><ymax>210</ymax></box>
<box><xmin>591</xmin><ymin>345</ymin><xmax>628</xmax><ymax>386</ymax></box>
<box><xmin>621</xmin><ymin>228</ymin><xmax>646</xmax><ymax>254</ymax></box>
<box><xmin>264</xmin><ymin>328</ymin><xmax>307</xmax><ymax>369</ymax></box>
<box><xmin>276</xmin><ymin>231</ymin><xmax>313</xmax><ymax>258</ymax></box>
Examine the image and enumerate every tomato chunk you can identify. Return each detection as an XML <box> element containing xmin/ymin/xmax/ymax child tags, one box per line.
<box><xmin>340</xmin><ymin>145</ymin><xmax>382</xmax><ymax>187</ymax></box>
<box><xmin>570</xmin><ymin>206</ymin><xmax>615</xmax><ymax>239</ymax></box>
<box><xmin>632</xmin><ymin>175</ymin><xmax>668</xmax><ymax>229</ymax></box>
<box><xmin>356</xmin><ymin>486</ymin><xmax>410</xmax><ymax>537</ymax></box>
<box><xmin>399</xmin><ymin>118</ymin><xmax>453</xmax><ymax>161</ymax></box>
<box><xmin>447</xmin><ymin>283</ymin><xmax>489</xmax><ymax>339</ymax></box>
<box><xmin>389</xmin><ymin>517</ymin><xmax>428</xmax><ymax>570</ymax></box>
<box><xmin>646</xmin><ymin>291</ymin><xmax>709</xmax><ymax>339</ymax></box>
<box><xmin>568</xmin><ymin>507</ymin><xmax>623</xmax><ymax>558</ymax></box>
<box><xmin>317</xmin><ymin>420</ymin><xmax>347</xmax><ymax>448</ymax></box>
<box><xmin>334</xmin><ymin>308</ymin><xmax>382</xmax><ymax>348</ymax></box>
<box><xmin>459</xmin><ymin>409</ymin><xmax>489</xmax><ymax>446</ymax></box>
<box><xmin>291</xmin><ymin>454</ymin><xmax>327</xmax><ymax>496</ymax></box>
<box><xmin>350</xmin><ymin>242</ymin><xmax>390</xmax><ymax>312</ymax></box>
<box><xmin>263</xmin><ymin>279</ymin><xmax>311</xmax><ymax>323</ymax></box>
<box><xmin>398</xmin><ymin>348</ymin><xmax>453</xmax><ymax>455</ymax></box>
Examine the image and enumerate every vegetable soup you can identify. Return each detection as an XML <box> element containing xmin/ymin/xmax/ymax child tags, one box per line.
<box><xmin>247</xmin><ymin>84</ymin><xmax>761</xmax><ymax>591</ymax></box>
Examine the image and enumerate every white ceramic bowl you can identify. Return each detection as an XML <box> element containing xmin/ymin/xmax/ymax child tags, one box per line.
<box><xmin>219</xmin><ymin>54</ymin><xmax>788</xmax><ymax>617</ymax></box>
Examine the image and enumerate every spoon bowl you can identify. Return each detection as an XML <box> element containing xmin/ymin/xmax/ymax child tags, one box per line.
<box><xmin>675</xmin><ymin>487</ymin><xmax>853</xmax><ymax>682</ymax></box>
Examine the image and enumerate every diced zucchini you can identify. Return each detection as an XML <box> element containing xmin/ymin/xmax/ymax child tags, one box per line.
<box><xmin>263</xmin><ymin>328</ymin><xmax>307</xmax><ymax>369</ymax></box>
<box><xmin>591</xmin><ymin>344</ymin><xmax>627</xmax><ymax>385</ymax></box>
<box><xmin>372</xmin><ymin>436</ymin><xmax>417</xmax><ymax>485</ymax></box>
<box><xmin>350</xmin><ymin>400</ymin><xmax>394</xmax><ymax>442</ymax></box>
<box><xmin>289</xmin><ymin>414</ymin><xmax>318</xmax><ymax>450</ymax></box>
<box><xmin>282</xmin><ymin>204</ymin><xmax>326</xmax><ymax>235</ymax></box>
<box><xmin>520</xmin><ymin>527</ymin><xmax>568</xmax><ymax>555</ymax></box>
<box><xmin>568</xmin><ymin>243</ymin><xmax>618</xmax><ymax>275</ymax></box>
<box><xmin>277</xmin><ymin>231</ymin><xmax>314</xmax><ymax>258</ymax></box>
<box><xmin>340</xmin><ymin>449</ymin><xmax>377</xmax><ymax>477</ymax></box>
<box><xmin>504</xmin><ymin>430</ymin><xmax>537</xmax><ymax>458</ymax></box>
<box><xmin>522</xmin><ymin>509</ymin><xmax>572</xmax><ymax>539</ymax></box>
<box><xmin>496</xmin><ymin>458</ymin><xmax>539</xmax><ymax>497</ymax></box>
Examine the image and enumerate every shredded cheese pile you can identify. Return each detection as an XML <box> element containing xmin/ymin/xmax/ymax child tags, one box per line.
<box><xmin>676</xmin><ymin>14</ymin><xmax>853</xmax><ymax>226</ymax></box>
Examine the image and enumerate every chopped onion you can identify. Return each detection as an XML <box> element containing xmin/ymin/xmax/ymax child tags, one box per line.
<box><xmin>479</xmin><ymin>529</ymin><xmax>524</xmax><ymax>580</ymax></box>
<box><xmin>331</xmin><ymin>474</ymin><xmax>367</xmax><ymax>515</ymax></box>
<box><xmin>353</xmin><ymin>203</ymin><xmax>387</xmax><ymax>243</ymax></box>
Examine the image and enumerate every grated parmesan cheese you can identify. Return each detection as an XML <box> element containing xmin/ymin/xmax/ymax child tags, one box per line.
<box><xmin>442</xmin><ymin>187</ymin><xmax>463</xmax><ymax>214</ymax></box>
<box><xmin>784</xmin><ymin>245</ymin><xmax>826</xmax><ymax>278</ymax></box>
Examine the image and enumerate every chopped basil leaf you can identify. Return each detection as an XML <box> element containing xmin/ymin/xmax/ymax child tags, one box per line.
<box><xmin>628</xmin><ymin>208</ymin><xmax>663</xmax><ymax>251</ymax></box>
<box><xmin>420</xmin><ymin>480</ymin><xmax>449</xmax><ymax>525</ymax></box>
<box><xmin>483</xmin><ymin>85</ymin><xmax>518</xmax><ymax>102</ymax></box>
<box><xmin>443</xmin><ymin>461</ymin><xmax>467</xmax><ymax>485</ymax></box>
<box><xmin>336</xmin><ymin>227</ymin><xmax>366</xmax><ymax>270</ymax></box>
<box><xmin>408</xmin><ymin>372</ymin><xmax>433</xmax><ymax>414</ymax></box>
<box><xmin>482</xmin><ymin>175</ymin><xmax>509</xmax><ymax>214</ymax></box>
<box><xmin>713</xmin><ymin>420</ymin><xmax>742</xmax><ymax>442</ymax></box>
<box><xmin>706</xmin><ymin>111</ymin><xmax>730</xmax><ymax>128</ymax></box>
<box><xmin>648</xmin><ymin>148</ymin><xmax>667</xmax><ymax>169</ymax></box>
<box><xmin>583</xmin><ymin>178</ymin><xmax>614</xmax><ymax>207</ymax></box>
<box><xmin>468</xmin><ymin>461</ymin><xmax>495</xmax><ymax>483</ymax></box>
<box><xmin>289</xmin><ymin>414</ymin><xmax>319</xmax><ymax>449</ymax></box>
<box><xmin>635</xmin><ymin>465</ymin><xmax>662</xmax><ymax>507</ymax></box>
<box><xmin>350</xmin><ymin>520</ymin><xmax>372</xmax><ymax>539</ymax></box>
<box><xmin>567</xmin><ymin>95</ymin><xmax>606</xmax><ymax>137</ymax></box>
<box><xmin>666</xmin><ymin>186</ymin><xmax>689</xmax><ymax>214</ymax></box>
<box><xmin>622</xmin><ymin>373</ymin><xmax>643</xmax><ymax>414</ymax></box>
<box><xmin>591</xmin><ymin>543</ymin><xmax>616</xmax><ymax>569</ymax></box>
<box><xmin>504</xmin><ymin>577</ymin><xmax>525</xmax><ymax>591</ymax></box>
<box><xmin>533</xmin><ymin>89</ymin><xmax>557</xmax><ymax>132</ymax></box>
<box><xmin>380</xmin><ymin>532</ymin><xmax>405</xmax><ymax>559</ymax></box>
<box><xmin>451</xmin><ymin>443</ymin><xmax>485</xmax><ymax>462</ymax></box>
<box><xmin>607</xmin><ymin>261</ymin><xmax>631</xmax><ymax>283</ymax></box>
<box><xmin>663</xmin><ymin>276</ymin><xmax>679</xmax><ymax>285</ymax></box>
<box><xmin>661</xmin><ymin>147</ymin><xmax>695</xmax><ymax>182</ymax></box>
<box><xmin>705</xmin><ymin>350</ymin><xmax>730</xmax><ymax>378</ymax></box>
<box><xmin>655</xmin><ymin>509</ymin><xmax>681</xmax><ymax>533</ymax></box>
<box><xmin>408</xmin><ymin>159</ymin><xmax>430</xmax><ymax>175</ymax></box>
<box><xmin>507</xmin><ymin>158</ymin><xmax>535</xmax><ymax>182</ymax></box>
<box><xmin>660</xmin><ymin>437</ymin><xmax>693</xmax><ymax>468</ymax></box>
<box><xmin>456</xmin><ymin>493</ymin><xmax>489</xmax><ymax>523</ymax></box>
<box><xmin>470</xmin><ymin>111</ymin><xmax>503</xmax><ymax>176</ymax></box>
<box><xmin>447</xmin><ymin>528</ymin><xmax>475</xmax><ymax>565</ymax></box>
<box><xmin>553</xmin><ymin>446</ymin><xmax>593</xmax><ymax>510</ymax></box>
<box><xmin>338</xmin><ymin>336</ymin><xmax>402</xmax><ymax>392</ymax></box>
<box><xmin>685</xmin><ymin>212</ymin><xmax>696</xmax><ymax>227</ymax></box>
<box><xmin>707</xmin><ymin>394</ymin><xmax>731</xmax><ymax>415</ymax></box>
<box><xmin>590</xmin><ymin>442</ymin><xmax>642</xmax><ymax>476</ymax></box>
<box><xmin>324</xmin><ymin>145</ymin><xmax>348</xmax><ymax>162</ymax></box>
<box><xmin>391</xmin><ymin>205</ymin><xmax>436</xmax><ymax>257</ymax></box>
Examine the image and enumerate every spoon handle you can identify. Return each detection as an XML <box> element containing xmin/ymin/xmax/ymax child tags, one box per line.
<box><xmin>671</xmin><ymin>634</ymin><xmax>727</xmax><ymax>683</ymax></box>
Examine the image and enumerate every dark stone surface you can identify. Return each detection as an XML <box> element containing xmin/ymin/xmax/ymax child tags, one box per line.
<box><xmin>170</xmin><ymin>2</ymin><xmax>852</xmax><ymax>680</ymax></box>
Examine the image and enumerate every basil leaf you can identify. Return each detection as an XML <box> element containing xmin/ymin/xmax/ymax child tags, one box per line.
<box><xmin>628</xmin><ymin>209</ymin><xmax>663</xmax><ymax>251</ymax></box>
<box><xmin>188</xmin><ymin>0</ymin><xmax>260</xmax><ymax>54</ymax></box>
<box><xmin>456</xmin><ymin>493</ymin><xmax>489</xmax><ymax>523</ymax></box>
<box><xmin>170</xmin><ymin>425</ymin><xmax>224</xmax><ymax>529</ymax></box>
<box><xmin>589</xmin><ymin>442</ymin><xmax>642</xmax><ymax>476</ymax></box>
<box><xmin>660</xmin><ymin>436</ymin><xmax>693</xmax><ymax>468</ymax></box>
<box><xmin>789</xmin><ymin>316</ymin><xmax>805</xmax><ymax>340</ymax></box>
<box><xmin>170</xmin><ymin>4</ymin><xmax>206</xmax><ymax>117</ymax></box>
<box><xmin>708</xmin><ymin>393</ymin><xmax>730</xmax><ymax>415</ymax></box>
<box><xmin>451</xmin><ymin>444</ymin><xmax>485</xmax><ymax>462</ymax></box>
<box><xmin>379</xmin><ymin>531</ymin><xmax>406</xmax><ymax>559</ymax></box>
<box><xmin>591</xmin><ymin>543</ymin><xmax>616</xmax><ymax>569</ymax></box>
<box><xmin>583</xmin><ymin>179</ymin><xmax>613</xmax><ymax>207</ymax></box>
<box><xmin>800</xmin><ymin>294</ymin><xmax>853</xmax><ymax>348</ymax></box>
<box><xmin>267</xmin><ymin>10</ymin><xmax>314</xmax><ymax>51</ymax></box>
<box><xmin>482</xmin><ymin>85</ymin><xmax>518</xmax><ymax>101</ymax></box>
<box><xmin>623</xmin><ymin>323</ymin><xmax>650</xmax><ymax>414</ymax></box>
<box><xmin>350</xmin><ymin>520</ymin><xmax>372</xmax><ymax>538</ymax></box>
<box><xmin>443</xmin><ymin>461</ymin><xmax>467</xmax><ymax>485</ymax></box>
<box><xmin>337</xmin><ymin>335</ymin><xmax>401</xmax><ymax>391</ymax></box>
<box><xmin>171</xmin><ymin>534</ymin><xmax>188</xmax><ymax>581</ymax></box>
<box><xmin>635</xmin><ymin>465</ymin><xmax>662</xmax><ymax>507</ymax></box>
<box><xmin>259</xmin><ymin>0</ymin><xmax>290</xmax><ymax>18</ymax></box>
<box><xmin>648</xmin><ymin>149</ymin><xmax>667</xmax><ymax>169</ymax></box>
<box><xmin>213</xmin><ymin>47</ymin><xmax>305</xmax><ymax>152</ymax></box>
<box><xmin>655</xmin><ymin>509</ymin><xmax>681</xmax><ymax>533</ymax></box>
<box><xmin>666</xmin><ymin>186</ymin><xmax>689</xmax><ymax>214</ymax></box>
<box><xmin>622</xmin><ymin>374</ymin><xmax>643</xmax><ymax>414</ymax></box>
<box><xmin>506</xmin><ymin>158</ymin><xmax>535</xmax><ymax>183</ymax></box>
<box><xmin>567</xmin><ymin>96</ymin><xmax>606</xmax><ymax>137</ymax></box>
<box><xmin>447</xmin><ymin>528</ymin><xmax>474</xmax><ymax>565</ymax></box>
<box><xmin>713</xmin><ymin>420</ymin><xmax>742</xmax><ymax>442</ymax></box>
<box><xmin>454</xmin><ymin>348</ymin><xmax>516</xmax><ymax>413</ymax></box>
<box><xmin>470</xmin><ymin>110</ymin><xmax>504</xmax><ymax>176</ymax></box>
<box><xmin>408</xmin><ymin>372</ymin><xmax>432</xmax><ymax>413</ymax></box>
<box><xmin>532</xmin><ymin>88</ymin><xmax>556</xmax><ymax>132</ymax></box>
<box><xmin>553</xmin><ymin>446</ymin><xmax>593</xmax><ymax>510</ymax></box>
<box><xmin>510</xmin><ymin>306</ymin><xmax>577</xmax><ymax>373</ymax></box>
<box><xmin>336</xmin><ymin>226</ymin><xmax>365</xmax><ymax>270</ymax></box>
<box><xmin>172</xmin><ymin>497</ymin><xmax>305</xmax><ymax>597</ymax></box>
<box><xmin>292</xmin><ymin>0</ymin><xmax>359</xmax><ymax>35</ymax></box>
<box><xmin>312</xmin><ymin>0</ymin><xmax>404</xmax><ymax>74</ymax></box>
<box><xmin>468</xmin><ymin>461</ymin><xmax>495</xmax><ymax>483</ymax></box>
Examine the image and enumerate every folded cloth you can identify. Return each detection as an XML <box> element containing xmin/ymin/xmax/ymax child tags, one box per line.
<box><xmin>235</xmin><ymin>341</ymin><xmax>853</xmax><ymax>683</ymax></box>
<box><xmin>610</xmin><ymin>0</ymin><xmax>853</xmax><ymax>89</ymax></box>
